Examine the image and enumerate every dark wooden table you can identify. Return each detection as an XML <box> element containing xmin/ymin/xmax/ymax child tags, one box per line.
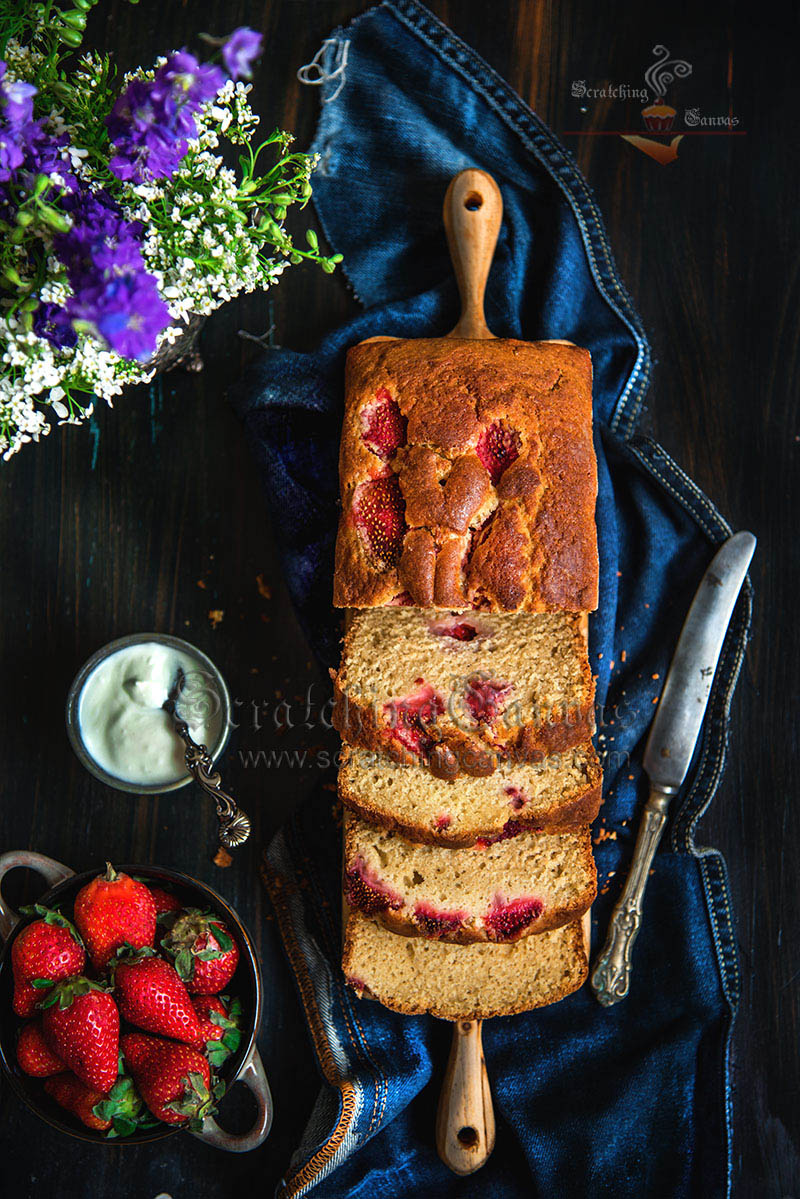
<box><xmin>0</xmin><ymin>2</ymin><xmax>795</xmax><ymax>1196</ymax></box>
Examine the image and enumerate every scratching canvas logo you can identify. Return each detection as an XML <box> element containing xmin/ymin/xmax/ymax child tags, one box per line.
<box><xmin>570</xmin><ymin>44</ymin><xmax>742</xmax><ymax>165</ymax></box>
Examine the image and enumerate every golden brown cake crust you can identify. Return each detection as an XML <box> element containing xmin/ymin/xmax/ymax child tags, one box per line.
<box><xmin>333</xmin><ymin>338</ymin><xmax>599</xmax><ymax>613</ymax></box>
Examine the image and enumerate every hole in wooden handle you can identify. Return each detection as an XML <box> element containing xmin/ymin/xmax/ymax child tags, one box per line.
<box><xmin>457</xmin><ymin>1126</ymin><xmax>480</xmax><ymax>1148</ymax></box>
<box><xmin>464</xmin><ymin>192</ymin><xmax>483</xmax><ymax>212</ymax></box>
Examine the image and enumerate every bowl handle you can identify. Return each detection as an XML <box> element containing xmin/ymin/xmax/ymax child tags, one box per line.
<box><xmin>191</xmin><ymin>1042</ymin><xmax>273</xmax><ymax>1153</ymax></box>
<box><xmin>0</xmin><ymin>851</ymin><xmax>75</xmax><ymax>941</ymax></box>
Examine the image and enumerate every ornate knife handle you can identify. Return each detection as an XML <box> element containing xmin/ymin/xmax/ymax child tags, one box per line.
<box><xmin>591</xmin><ymin>785</ymin><xmax>673</xmax><ymax>1006</ymax></box>
<box><xmin>174</xmin><ymin>721</ymin><xmax>251</xmax><ymax>850</ymax></box>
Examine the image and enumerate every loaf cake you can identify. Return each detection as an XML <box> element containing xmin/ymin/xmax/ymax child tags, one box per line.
<box><xmin>333</xmin><ymin>338</ymin><xmax>598</xmax><ymax>614</ymax></box>
<box><xmin>344</xmin><ymin>813</ymin><xmax>596</xmax><ymax>942</ymax></box>
<box><xmin>338</xmin><ymin>742</ymin><xmax>602</xmax><ymax>844</ymax></box>
<box><xmin>332</xmin><ymin>607</ymin><xmax>595</xmax><ymax>778</ymax></box>
<box><xmin>343</xmin><ymin>911</ymin><xmax>588</xmax><ymax>1019</ymax></box>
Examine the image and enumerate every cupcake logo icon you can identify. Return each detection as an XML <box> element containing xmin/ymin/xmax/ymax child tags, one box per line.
<box><xmin>642</xmin><ymin>45</ymin><xmax>692</xmax><ymax>132</ymax></box>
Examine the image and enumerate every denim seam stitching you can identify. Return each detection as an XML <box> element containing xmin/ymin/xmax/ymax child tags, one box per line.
<box><xmin>287</xmin><ymin>822</ymin><xmax>389</xmax><ymax>1138</ymax></box>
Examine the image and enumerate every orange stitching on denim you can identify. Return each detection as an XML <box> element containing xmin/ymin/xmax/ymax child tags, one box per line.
<box><xmin>261</xmin><ymin>855</ymin><xmax>357</xmax><ymax>1199</ymax></box>
<box><xmin>295</xmin><ymin>843</ymin><xmax>385</xmax><ymax>1136</ymax></box>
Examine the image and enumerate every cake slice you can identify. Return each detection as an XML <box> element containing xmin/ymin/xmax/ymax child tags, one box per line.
<box><xmin>332</xmin><ymin>607</ymin><xmax>595</xmax><ymax>778</ymax></box>
<box><xmin>343</xmin><ymin>813</ymin><xmax>596</xmax><ymax>942</ymax></box>
<box><xmin>338</xmin><ymin>742</ymin><xmax>602</xmax><ymax>844</ymax></box>
<box><xmin>343</xmin><ymin>912</ymin><xmax>588</xmax><ymax>1019</ymax></box>
<box><xmin>333</xmin><ymin>337</ymin><xmax>598</xmax><ymax>613</ymax></box>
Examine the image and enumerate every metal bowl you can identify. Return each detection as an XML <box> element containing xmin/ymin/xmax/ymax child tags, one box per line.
<box><xmin>0</xmin><ymin>852</ymin><xmax>271</xmax><ymax>1151</ymax></box>
<box><xmin>65</xmin><ymin>633</ymin><xmax>232</xmax><ymax>795</ymax></box>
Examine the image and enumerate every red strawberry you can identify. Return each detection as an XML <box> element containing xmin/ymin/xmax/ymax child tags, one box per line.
<box><xmin>16</xmin><ymin>1020</ymin><xmax>65</xmax><ymax>1077</ymax></box>
<box><xmin>192</xmin><ymin>995</ymin><xmax>228</xmax><ymax>1046</ymax></box>
<box><xmin>44</xmin><ymin>1074</ymin><xmax>112</xmax><ymax>1132</ymax></box>
<box><xmin>191</xmin><ymin>995</ymin><xmax>242</xmax><ymax>1067</ymax></box>
<box><xmin>360</xmin><ymin>388</ymin><xmax>407</xmax><ymax>460</ymax></box>
<box><xmin>11</xmin><ymin>907</ymin><xmax>85</xmax><ymax>1017</ymax></box>
<box><xmin>73</xmin><ymin>863</ymin><xmax>156</xmax><ymax>970</ymax></box>
<box><xmin>121</xmin><ymin>1033</ymin><xmax>219</xmax><ymax>1125</ymax></box>
<box><xmin>40</xmin><ymin>977</ymin><xmax>119</xmax><ymax>1093</ymax></box>
<box><xmin>352</xmin><ymin>476</ymin><xmax>405</xmax><ymax>565</ymax></box>
<box><xmin>476</xmin><ymin>422</ymin><xmax>520</xmax><ymax>484</ymax></box>
<box><xmin>148</xmin><ymin>887</ymin><xmax>183</xmax><ymax>917</ymax></box>
<box><xmin>113</xmin><ymin>948</ymin><xmax>201</xmax><ymax>1044</ymax></box>
<box><xmin>161</xmin><ymin>912</ymin><xmax>240</xmax><ymax>995</ymax></box>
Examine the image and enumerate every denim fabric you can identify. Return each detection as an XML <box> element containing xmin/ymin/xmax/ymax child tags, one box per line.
<box><xmin>233</xmin><ymin>3</ymin><xmax>752</xmax><ymax>1196</ymax></box>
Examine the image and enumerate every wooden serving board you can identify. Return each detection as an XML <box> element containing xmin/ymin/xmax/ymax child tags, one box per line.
<box><xmin>351</xmin><ymin>169</ymin><xmax>593</xmax><ymax>1178</ymax></box>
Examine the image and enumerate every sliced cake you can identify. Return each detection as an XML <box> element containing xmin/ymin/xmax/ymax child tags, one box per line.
<box><xmin>331</xmin><ymin>607</ymin><xmax>595</xmax><ymax>778</ymax></box>
<box><xmin>343</xmin><ymin>813</ymin><xmax>596</xmax><ymax>942</ymax></box>
<box><xmin>343</xmin><ymin>912</ymin><xmax>588</xmax><ymax>1019</ymax></box>
<box><xmin>333</xmin><ymin>337</ymin><xmax>598</xmax><ymax>613</ymax></box>
<box><xmin>338</xmin><ymin>741</ymin><xmax>602</xmax><ymax>844</ymax></box>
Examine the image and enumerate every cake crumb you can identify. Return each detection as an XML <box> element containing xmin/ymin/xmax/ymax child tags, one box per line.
<box><xmin>213</xmin><ymin>847</ymin><xmax>233</xmax><ymax>869</ymax></box>
<box><xmin>621</xmin><ymin>650</ymin><xmax>627</xmax><ymax>662</ymax></box>
<box><xmin>197</xmin><ymin>579</ymin><xmax>207</xmax><ymax>590</ymax></box>
<box><xmin>593</xmin><ymin>828</ymin><xmax>618</xmax><ymax>843</ymax></box>
<box><xmin>256</xmin><ymin>573</ymin><xmax>272</xmax><ymax>600</ymax></box>
<box><xmin>208</xmin><ymin>609</ymin><xmax>224</xmax><ymax>628</ymax></box>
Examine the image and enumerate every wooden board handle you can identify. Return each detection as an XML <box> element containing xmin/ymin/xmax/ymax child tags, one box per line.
<box><xmin>436</xmin><ymin>1018</ymin><xmax>496</xmax><ymax>1175</ymax></box>
<box><xmin>443</xmin><ymin>169</ymin><xmax>503</xmax><ymax>339</ymax></box>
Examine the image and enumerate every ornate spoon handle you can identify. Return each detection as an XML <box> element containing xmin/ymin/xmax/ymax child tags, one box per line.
<box><xmin>590</xmin><ymin>784</ymin><xmax>672</xmax><ymax>1006</ymax></box>
<box><xmin>173</xmin><ymin>720</ymin><xmax>251</xmax><ymax>849</ymax></box>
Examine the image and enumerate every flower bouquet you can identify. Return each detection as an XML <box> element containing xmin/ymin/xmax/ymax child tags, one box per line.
<box><xmin>0</xmin><ymin>1</ymin><xmax>339</xmax><ymax>460</ymax></box>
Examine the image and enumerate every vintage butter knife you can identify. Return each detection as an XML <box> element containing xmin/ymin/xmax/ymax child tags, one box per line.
<box><xmin>591</xmin><ymin>530</ymin><xmax>756</xmax><ymax>1006</ymax></box>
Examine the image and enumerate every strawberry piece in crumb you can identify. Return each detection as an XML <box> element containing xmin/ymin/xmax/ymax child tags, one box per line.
<box><xmin>413</xmin><ymin>902</ymin><xmax>468</xmax><ymax>938</ymax></box>
<box><xmin>476</xmin><ymin>422</ymin><xmax>520</xmax><ymax>483</ymax></box>
<box><xmin>344</xmin><ymin>857</ymin><xmax>403</xmax><ymax>916</ymax></box>
<box><xmin>484</xmin><ymin>895</ymin><xmax>544</xmax><ymax>941</ymax></box>
<box><xmin>464</xmin><ymin>677</ymin><xmax>513</xmax><ymax>724</ymax></box>
<box><xmin>383</xmin><ymin>682</ymin><xmax>444</xmax><ymax>757</ymax></box>
<box><xmin>352</xmin><ymin>476</ymin><xmax>406</xmax><ymax>565</ymax></box>
<box><xmin>360</xmin><ymin>388</ymin><xmax>407</xmax><ymax>460</ymax></box>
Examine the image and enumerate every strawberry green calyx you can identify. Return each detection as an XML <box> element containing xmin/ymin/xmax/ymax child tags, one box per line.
<box><xmin>165</xmin><ymin>1070</ymin><xmax>225</xmax><ymax>1130</ymax></box>
<box><xmin>161</xmin><ymin>911</ymin><xmax>233</xmax><ymax>981</ymax></box>
<box><xmin>19</xmin><ymin>904</ymin><xmax>84</xmax><ymax>947</ymax></box>
<box><xmin>94</xmin><ymin>1076</ymin><xmax>145</xmax><ymax>1139</ymax></box>
<box><xmin>37</xmin><ymin>975</ymin><xmax>109</xmax><ymax>1011</ymax></box>
<box><xmin>103</xmin><ymin>862</ymin><xmax>120</xmax><ymax>883</ymax></box>
<box><xmin>205</xmin><ymin>997</ymin><xmax>242</xmax><ymax>1067</ymax></box>
<box><xmin>108</xmin><ymin>943</ymin><xmax>157</xmax><ymax>973</ymax></box>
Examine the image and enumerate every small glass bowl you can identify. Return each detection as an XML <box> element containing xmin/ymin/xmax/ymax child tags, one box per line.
<box><xmin>65</xmin><ymin>632</ymin><xmax>232</xmax><ymax>794</ymax></box>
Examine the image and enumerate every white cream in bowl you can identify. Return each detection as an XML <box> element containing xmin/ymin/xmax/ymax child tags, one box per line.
<box><xmin>76</xmin><ymin>641</ymin><xmax>224</xmax><ymax>788</ymax></box>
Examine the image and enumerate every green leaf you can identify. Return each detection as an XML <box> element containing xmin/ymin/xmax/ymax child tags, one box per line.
<box><xmin>30</xmin><ymin>978</ymin><xmax>54</xmax><ymax>989</ymax></box>
<box><xmin>211</xmin><ymin>925</ymin><xmax>233</xmax><ymax>953</ymax></box>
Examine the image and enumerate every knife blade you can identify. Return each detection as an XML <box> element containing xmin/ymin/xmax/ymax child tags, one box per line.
<box><xmin>591</xmin><ymin>530</ymin><xmax>756</xmax><ymax>1006</ymax></box>
<box><xmin>643</xmin><ymin>530</ymin><xmax>757</xmax><ymax>792</ymax></box>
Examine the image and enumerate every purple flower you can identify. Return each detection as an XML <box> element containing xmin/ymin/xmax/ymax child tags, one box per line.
<box><xmin>71</xmin><ymin>270</ymin><xmax>169</xmax><ymax>361</ymax></box>
<box><xmin>33</xmin><ymin>301</ymin><xmax>78</xmax><ymax>349</ymax></box>
<box><xmin>154</xmin><ymin>50</ymin><xmax>225</xmax><ymax>106</ymax></box>
<box><xmin>52</xmin><ymin>185</ymin><xmax>171</xmax><ymax>361</ymax></box>
<box><xmin>0</xmin><ymin>61</ymin><xmax>37</xmax><ymax>182</ymax></box>
<box><xmin>107</xmin><ymin>51</ymin><xmax>224</xmax><ymax>184</ymax></box>
<box><xmin>222</xmin><ymin>28</ymin><xmax>263</xmax><ymax>80</ymax></box>
<box><xmin>0</xmin><ymin>63</ymin><xmax>36</xmax><ymax>127</ymax></box>
<box><xmin>0</xmin><ymin>128</ymin><xmax>23</xmax><ymax>181</ymax></box>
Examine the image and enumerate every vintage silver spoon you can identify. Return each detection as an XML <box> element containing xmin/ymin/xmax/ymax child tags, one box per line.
<box><xmin>163</xmin><ymin>668</ymin><xmax>251</xmax><ymax>850</ymax></box>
